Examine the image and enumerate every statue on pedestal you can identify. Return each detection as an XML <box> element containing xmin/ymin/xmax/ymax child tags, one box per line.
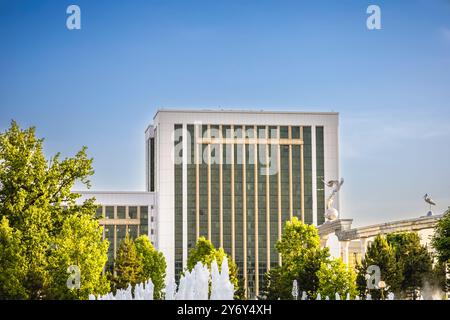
<box><xmin>323</xmin><ymin>178</ymin><xmax>344</xmax><ymax>222</ymax></box>
<box><xmin>423</xmin><ymin>193</ymin><xmax>436</xmax><ymax>216</ymax></box>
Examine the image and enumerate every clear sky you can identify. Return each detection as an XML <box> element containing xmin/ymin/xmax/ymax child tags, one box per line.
<box><xmin>1</xmin><ymin>0</ymin><xmax>449</xmax><ymax>226</ymax></box>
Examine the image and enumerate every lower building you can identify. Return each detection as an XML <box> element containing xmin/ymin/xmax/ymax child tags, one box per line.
<box><xmin>318</xmin><ymin>212</ymin><xmax>446</xmax><ymax>269</ymax></box>
<box><xmin>75</xmin><ymin>191</ymin><xmax>156</xmax><ymax>270</ymax></box>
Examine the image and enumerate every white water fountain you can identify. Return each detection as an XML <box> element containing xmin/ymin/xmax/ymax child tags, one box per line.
<box><xmin>291</xmin><ymin>280</ymin><xmax>298</xmax><ymax>300</ymax></box>
<box><xmin>90</xmin><ymin>258</ymin><xmax>234</xmax><ymax>300</ymax></box>
<box><xmin>90</xmin><ymin>279</ymin><xmax>154</xmax><ymax>300</ymax></box>
<box><xmin>301</xmin><ymin>291</ymin><xmax>307</xmax><ymax>300</ymax></box>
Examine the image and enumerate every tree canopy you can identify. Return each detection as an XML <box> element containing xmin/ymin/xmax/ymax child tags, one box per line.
<box><xmin>135</xmin><ymin>235</ymin><xmax>167</xmax><ymax>299</ymax></box>
<box><xmin>113</xmin><ymin>235</ymin><xmax>144</xmax><ymax>290</ymax></box>
<box><xmin>263</xmin><ymin>217</ymin><xmax>356</xmax><ymax>300</ymax></box>
<box><xmin>432</xmin><ymin>208</ymin><xmax>450</xmax><ymax>264</ymax></box>
<box><xmin>0</xmin><ymin>121</ymin><xmax>109</xmax><ymax>299</ymax></box>
<box><xmin>387</xmin><ymin>232</ymin><xmax>433</xmax><ymax>299</ymax></box>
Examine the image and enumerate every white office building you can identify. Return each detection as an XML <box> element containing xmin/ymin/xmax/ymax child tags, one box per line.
<box><xmin>144</xmin><ymin>109</ymin><xmax>339</xmax><ymax>297</ymax></box>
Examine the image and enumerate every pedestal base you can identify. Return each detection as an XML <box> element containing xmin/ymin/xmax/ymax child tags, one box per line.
<box><xmin>325</xmin><ymin>208</ymin><xmax>339</xmax><ymax>221</ymax></box>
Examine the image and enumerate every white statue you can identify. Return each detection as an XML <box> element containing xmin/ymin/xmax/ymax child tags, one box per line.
<box><xmin>424</xmin><ymin>194</ymin><xmax>436</xmax><ymax>216</ymax></box>
<box><xmin>323</xmin><ymin>178</ymin><xmax>344</xmax><ymax>221</ymax></box>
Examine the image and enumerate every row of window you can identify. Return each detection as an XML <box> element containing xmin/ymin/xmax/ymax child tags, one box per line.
<box><xmin>178</xmin><ymin>124</ymin><xmax>326</xmax><ymax>295</ymax></box>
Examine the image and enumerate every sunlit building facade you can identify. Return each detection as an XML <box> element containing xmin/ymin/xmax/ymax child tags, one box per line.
<box><xmin>76</xmin><ymin>191</ymin><xmax>156</xmax><ymax>270</ymax></box>
<box><xmin>146</xmin><ymin>109</ymin><xmax>339</xmax><ymax>297</ymax></box>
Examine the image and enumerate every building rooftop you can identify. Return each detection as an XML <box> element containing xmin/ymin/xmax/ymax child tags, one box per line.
<box><xmin>153</xmin><ymin>108</ymin><xmax>339</xmax><ymax>120</ymax></box>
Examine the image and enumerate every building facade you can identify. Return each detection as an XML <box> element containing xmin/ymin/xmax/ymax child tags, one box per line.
<box><xmin>145</xmin><ymin>109</ymin><xmax>339</xmax><ymax>297</ymax></box>
<box><xmin>318</xmin><ymin>213</ymin><xmax>445</xmax><ymax>270</ymax></box>
<box><xmin>75</xmin><ymin>191</ymin><xmax>156</xmax><ymax>270</ymax></box>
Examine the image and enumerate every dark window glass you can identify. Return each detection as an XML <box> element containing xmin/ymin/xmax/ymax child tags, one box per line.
<box><xmin>316</xmin><ymin>126</ymin><xmax>325</xmax><ymax>225</ymax></box>
<box><xmin>291</xmin><ymin>126</ymin><xmax>300</xmax><ymax>139</ymax></box>
<box><xmin>280</xmin><ymin>126</ymin><xmax>289</xmax><ymax>138</ymax></box>
<box><xmin>117</xmin><ymin>206</ymin><xmax>126</xmax><ymax>219</ymax></box>
<box><xmin>105</xmin><ymin>206</ymin><xmax>114</xmax><ymax>219</ymax></box>
<box><xmin>174</xmin><ymin>124</ymin><xmax>183</xmax><ymax>282</ymax></box>
<box><xmin>150</xmin><ymin>137</ymin><xmax>155</xmax><ymax>191</ymax></box>
<box><xmin>129</xmin><ymin>206</ymin><xmax>138</xmax><ymax>219</ymax></box>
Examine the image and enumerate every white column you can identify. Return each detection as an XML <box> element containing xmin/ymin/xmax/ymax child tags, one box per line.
<box><xmin>341</xmin><ymin>240</ymin><xmax>350</xmax><ymax>264</ymax></box>
<box><xmin>320</xmin><ymin>235</ymin><xmax>328</xmax><ymax>248</ymax></box>
<box><xmin>360</xmin><ymin>238</ymin><xmax>368</xmax><ymax>260</ymax></box>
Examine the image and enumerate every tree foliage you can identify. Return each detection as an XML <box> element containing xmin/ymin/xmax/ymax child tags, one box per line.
<box><xmin>356</xmin><ymin>235</ymin><xmax>402</xmax><ymax>299</ymax></box>
<box><xmin>135</xmin><ymin>235</ymin><xmax>166</xmax><ymax>299</ymax></box>
<box><xmin>46</xmin><ymin>213</ymin><xmax>110</xmax><ymax>299</ymax></box>
<box><xmin>0</xmin><ymin>217</ymin><xmax>28</xmax><ymax>299</ymax></box>
<box><xmin>387</xmin><ymin>232</ymin><xmax>433</xmax><ymax>299</ymax></box>
<box><xmin>0</xmin><ymin>121</ymin><xmax>109</xmax><ymax>299</ymax></box>
<box><xmin>263</xmin><ymin>217</ymin><xmax>355</xmax><ymax>300</ymax></box>
<box><xmin>432</xmin><ymin>208</ymin><xmax>450</xmax><ymax>264</ymax></box>
<box><xmin>317</xmin><ymin>258</ymin><xmax>358</xmax><ymax>299</ymax></box>
<box><xmin>113</xmin><ymin>235</ymin><xmax>144</xmax><ymax>290</ymax></box>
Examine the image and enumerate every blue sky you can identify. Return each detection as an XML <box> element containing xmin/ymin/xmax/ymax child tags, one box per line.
<box><xmin>1</xmin><ymin>0</ymin><xmax>449</xmax><ymax>226</ymax></box>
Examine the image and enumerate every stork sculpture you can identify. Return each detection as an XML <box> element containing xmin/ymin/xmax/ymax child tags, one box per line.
<box><xmin>423</xmin><ymin>194</ymin><xmax>436</xmax><ymax>216</ymax></box>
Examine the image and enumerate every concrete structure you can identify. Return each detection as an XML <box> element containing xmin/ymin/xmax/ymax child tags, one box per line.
<box><xmin>75</xmin><ymin>191</ymin><xmax>156</xmax><ymax>269</ymax></box>
<box><xmin>145</xmin><ymin>109</ymin><xmax>340</xmax><ymax>297</ymax></box>
<box><xmin>318</xmin><ymin>213</ymin><xmax>444</xmax><ymax>268</ymax></box>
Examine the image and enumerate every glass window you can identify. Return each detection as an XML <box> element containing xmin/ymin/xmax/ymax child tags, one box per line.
<box><xmin>129</xmin><ymin>206</ymin><xmax>137</xmax><ymax>219</ymax></box>
<box><xmin>268</xmin><ymin>126</ymin><xmax>278</xmax><ymax>139</ymax></box>
<box><xmin>291</xmin><ymin>126</ymin><xmax>300</xmax><ymax>139</ymax></box>
<box><xmin>128</xmin><ymin>225</ymin><xmax>138</xmax><ymax>239</ymax></box>
<box><xmin>117</xmin><ymin>206</ymin><xmax>126</xmax><ymax>219</ymax></box>
<box><xmin>105</xmin><ymin>206</ymin><xmax>114</xmax><ymax>219</ymax></box>
<box><xmin>280</xmin><ymin>126</ymin><xmax>289</xmax><ymax>138</ymax></box>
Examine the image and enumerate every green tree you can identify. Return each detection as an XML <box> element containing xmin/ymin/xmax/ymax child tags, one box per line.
<box><xmin>432</xmin><ymin>209</ymin><xmax>450</xmax><ymax>295</ymax></box>
<box><xmin>46</xmin><ymin>213</ymin><xmax>110</xmax><ymax>299</ymax></box>
<box><xmin>317</xmin><ymin>258</ymin><xmax>358</xmax><ymax>299</ymax></box>
<box><xmin>135</xmin><ymin>235</ymin><xmax>166</xmax><ymax>299</ymax></box>
<box><xmin>0</xmin><ymin>217</ymin><xmax>28</xmax><ymax>299</ymax></box>
<box><xmin>263</xmin><ymin>217</ymin><xmax>331</xmax><ymax>299</ymax></box>
<box><xmin>432</xmin><ymin>208</ymin><xmax>450</xmax><ymax>264</ymax></box>
<box><xmin>0</xmin><ymin>121</ymin><xmax>109</xmax><ymax>299</ymax></box>
<box><xmin>187</xmin><ymin>237</ymin><xmax>243</xmax><ymax>299</ymax></box>
<box><xmin>387</xmin><ymin>232</ymin><xmax>433</xmax><ymax>299</ymax></box>
<box><xmin>356</xmin><ymin>235</ymin><xmax>402</xmax><ymax>299</ymax></box>
<box><xmin>113</xmin><ymin>235</ymin><xmax>144</xmax><ymax>290</ymax></box>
